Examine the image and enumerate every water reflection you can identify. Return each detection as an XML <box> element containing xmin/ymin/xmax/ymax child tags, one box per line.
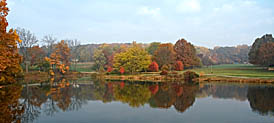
<box><xmin>1</xmin><ymin>79</ymin><xmax>274</xmax><ymax>122</ymax></box>
<box><xmin>247</xmin><ymin>87</ymin><xmax>274</xmax><ymax>115</ymax></box>
<box><xmin>0</xmin><ymin>85</ymin><xmax>24</xmax><ymax>123</ymax></box>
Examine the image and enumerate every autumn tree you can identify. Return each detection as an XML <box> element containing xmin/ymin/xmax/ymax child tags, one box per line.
<box><xmin>113</xmin><ymin>43</ymin><xmax>151</xmax><ymax>74</ymax></box>
<box><xmin>147</xmin><ymin>42</ymin><xmax>160</xmax><ymax>55</ymax></box>
<box><xmin>153</xmin><ymin>43</ymin><xmax>176</xmax><ymax>68</ymax></box>
<box><xmin>174</xmin><ymin>39</ymin><xmax>201</xmax><ymax>68</ymax></box>
<box><xmin>92</xmin><ymin>48</ymin><xmax>106</xmax><ymax>71</ymax></box>
<box><xmin>249</xmin><ymin>34</ymin><xmax>274</xmax><ymax>66</ymax></box>
<box><xmin>50</xmin><ymin>40</ymin><xmax>70</xmax><ymax>74</ymax></box>
<box><xmin>256</xmin><ymin>42</ymin><xmax>274</xmax><ymax>67</ymax></box>
<box><xmin>28</xmin><ymin>46</ymin><xmax>46</xmax><ymax>68</ymax></box>
<box><xmin>200</xmin><ymin>55</ymin><xmax>214</xmax><ymax>67</ymax></box>
<box><xmin>100</xmin><ymin>44</ymin><xmax>115</xmax><ymax>67</ymax></box>
<box><xmin>148</xmin><ymin>61</ymin><xmax>159</xmax><ymax>72</ymax></box>
<box><xmin>0</xmin><ymin>0</ymin><xmax>23</xmax><ymax>84</ymax></box>
<box><xmin>174</xmin><ymin>61</ymin><xmax>184</xmax><ymax>71</ymax></box>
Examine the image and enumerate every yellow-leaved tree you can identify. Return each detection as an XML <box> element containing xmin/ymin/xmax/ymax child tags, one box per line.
<box><xmin>113</xmin><ymin>42</ymin><xmax>151</xmax><ymax>74</ymax></box>
<box><xmin>0</xmin><ymin>0</ymin><xmax>22</xmax><ymax>84</ymax></box>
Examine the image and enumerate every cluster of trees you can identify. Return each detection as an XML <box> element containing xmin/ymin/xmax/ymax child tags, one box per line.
<box><xmin>248</xmin><ymin>34</ymin><xmax>274</xmax><ymax>67</ymax></box>
<box><xmin>16</xmin><ymin>27</ymin><xmax>78</xmax><ymax>75</ymax></box>
<box><xmin>92</xmin><ymin>38</ymin><xmax>254</xmax><ymax>75</ymax></box>
<box><xmin>93</xmin><ymin>39</ymin><xmax>201</xmax><ymax>74</ymax></box>
<box><xmin>196</xmin><ymin>45</ymin><xmax>250</xmax><ymax>66</ymax></box>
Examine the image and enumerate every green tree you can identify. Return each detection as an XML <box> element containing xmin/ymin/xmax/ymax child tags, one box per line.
<box><xmin>113</xmin><ymin>43</ymin><xmax>151</xmax><ymax>74</ymax></box>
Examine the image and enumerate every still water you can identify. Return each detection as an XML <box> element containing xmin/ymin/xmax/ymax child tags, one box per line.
<box><xmin>1</xmin><ymin>78</ymin><xmax>274</xmax><ymax>123</ymax></box>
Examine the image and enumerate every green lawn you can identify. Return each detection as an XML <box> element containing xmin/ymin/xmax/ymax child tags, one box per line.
<box><xmin>183</xmin><ymin>64</ymin><xmax>274</xmax><ymax>78</ymax></box>
<box><xmin>70</xmin><ymin>62</ymin><xmax>94</xmax><ymax>72</ymax></box>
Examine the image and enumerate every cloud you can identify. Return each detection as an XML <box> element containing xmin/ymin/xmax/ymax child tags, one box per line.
<box><xmin>176</xmin><ymin>0</ymin><xmax>201</xmax><ymax>13</ymax></box>
<box><xmin>138</xmin><ymin>6</ymin><xmax>160</xmax><ymax>17</ymax></box>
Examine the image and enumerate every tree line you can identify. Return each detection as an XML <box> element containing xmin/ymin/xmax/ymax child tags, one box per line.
<box><xmin>93</xmin><ymin>39</ymin><xmax>201</xmax><ymax>74</ymax></box>
<box><xmin>1</xmin><ymin>0</ymin><xmax>273</xmax><ymax>85</ymax></box>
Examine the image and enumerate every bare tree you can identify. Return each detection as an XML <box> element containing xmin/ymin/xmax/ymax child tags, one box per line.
<box><xmin>17</xmin><ymin>27</ymin><xmax>39</xmax><ymax>72</ymax></box>
<box><xmin>64</xmin><ymin>39</ymin><xmax>81</xmax><ymax>71</ymax></box>
<box><xmin>42</xmin><ymin>35</ymin><xmax>57</xmax><ymax>57</ymax></box>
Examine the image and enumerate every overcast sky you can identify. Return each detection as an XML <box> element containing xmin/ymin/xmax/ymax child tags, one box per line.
<box><xmin>6</xmin><ymin>0</ymin><xmax>274</xmax><ymax>48</ymax></box>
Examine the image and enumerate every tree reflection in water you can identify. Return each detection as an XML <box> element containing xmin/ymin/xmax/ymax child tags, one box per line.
<box><xmin>0</xmin><ymin>85</ymin><xmax>24</xmax><ymax>123</ymax></box>
<box><xmin>247</xmin><ymin>86</ymin><xmax>274</xmax><ymax>115</ymax></box>
<box><xmin>1</xmin><ymin>79</ymin><xmax>274</xmax><ymax>122</ymax></box>
<box><xmin>198</xmin><ymin>83</ymin><xmax>274</xmax><ymax>115</ymax></box>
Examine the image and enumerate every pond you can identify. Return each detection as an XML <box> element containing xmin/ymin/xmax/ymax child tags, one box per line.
<box><xmin>1</xmin><ymin>77</ymin><xmax>274</xmax><ymax>123</ymax></box>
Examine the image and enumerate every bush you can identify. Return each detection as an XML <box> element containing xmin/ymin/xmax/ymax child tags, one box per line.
<box><xmin>160</xmin><ymin>70</ymin><xmax>168</xmax><ymax>75</ymax></box>
<box><xmin>183</xmin><ymin>71</ymin><xmax>199</xmax><ymax>82</ymax></box>
<box><xmin>107</xmin><ymin>66</ymin><xmax>113</xmax><ymax>73</ymax></box>
<box><xmin>148</xmin><ymin>61</ymin><xmax>159</xmax><ymax>72</ymax></box>
<box><xmin>161</xmin><ymin>64</ymin><xmax>169</xmax><ymax>71</ymax></box>
<box><xmin>120</xmin><ymin>67</ymin><xmax>125</xmax><ymax>74</ymax></box>
<box><xmin>174</xmin><ymin>61</ymin><xmax>184</xmax><ymax>71</ymax></box>
<box><xmin>171</xmin><ymin>71</ymin><xmax>178</xmax><ymax>74</ymax></box>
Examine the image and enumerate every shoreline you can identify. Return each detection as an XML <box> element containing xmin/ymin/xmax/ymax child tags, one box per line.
<box><xmin>104</xmin><ymin>74</ymin><xmax>274</xmax><ymax>83</ymax></box>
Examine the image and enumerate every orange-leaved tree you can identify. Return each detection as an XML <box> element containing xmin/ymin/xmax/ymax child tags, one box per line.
<box><xmin>28</xmin><ymin>46</ymin><xmax>45</xmax><ymax>66</ymax></box>
<box><xmin>49</xmin><ymin>40</ymin><xmax>70</xmax><ymax>74</ymax></box>
<box><xmin>174</xmin><ymin>61</ymin><xmax>184</xmax><ymax>71</ymax></box>
<box><xmin>174</xmin><ymin>39</ymin><xmax>201</xmax><ymax>68</ymax></box>
<box><xmin>153</xmin><ymin>43</ymin><xmax>176</xmax><ymax>68</ymax></box>
<box><xmin>0</xmin><ymin>0</ymin><xmax>22</xmax><ymax>84</ymax></box>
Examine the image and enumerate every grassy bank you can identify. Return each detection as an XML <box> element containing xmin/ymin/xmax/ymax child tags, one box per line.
<box><xmin>183</xmin><ymin>64</ymin><xmax>274</xmax><ymax>78</ymax></box>
<box><xmin>70</xmin><ymin>62</ymin><xmax>94</xmax><ymax>72</ymax></box>
<box><xmin>104</xmin><ymin>74</ymin><xmax>184</xmax><ymax>82</ymax></box>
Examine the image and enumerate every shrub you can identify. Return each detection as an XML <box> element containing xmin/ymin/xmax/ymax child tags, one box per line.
<box><xmin>171</xmin><ymin>71</ymin><xmax>178</xmax><ymax>74</ymax></box>
<box><xmin>120</xmin><ymin>67</ymin><xmax>125</xmax><ymax>74</ymax></box>
<box><xmin>160</xmin><ymin>70</ymin><xmax>168</xmax><ymax>75</ymax></box>
<box><xmin>148</xmin><ymin>61</ymin><xmax>159</xmax><ymax>72</ymax></box>
<box><xmin>174</xmin><ymin>61</ymin><xmax>184</xmax><ymax>71</ymax></box>
<box><xmin>107</xmin><ymin>66</ymin><xmax>113</xmax><ymax>73</ymax></box>
<box><xmin>161</xmin><ymin>64</ymin><xmax>169</xmax><ymax>71</ymax></box>
<box><xmin>183</xmin><ymin>71</ymin><xmax>199</xmax><ymax>82</ymax></box>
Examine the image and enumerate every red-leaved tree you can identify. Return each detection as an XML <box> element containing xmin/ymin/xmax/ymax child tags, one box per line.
<box><xmin>175</xmin><ymin>61</ymin><xmax>184</xmax><ymax>71</ymax></box>
<box><xmin>148</xmin><ymin>61</ymin><xmax>159</xmax><ymax>72</ymax></box>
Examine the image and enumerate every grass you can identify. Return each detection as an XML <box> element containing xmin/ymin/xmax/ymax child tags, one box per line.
<box><xmin>183</xmin><ymin>64</ymin><xmax>274</xmax><ymax>78</ymax></box>
<box><xmin>70</xmin><ymin>62</ymin><xmax>94</xmax><ymax>72</ymax></box>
